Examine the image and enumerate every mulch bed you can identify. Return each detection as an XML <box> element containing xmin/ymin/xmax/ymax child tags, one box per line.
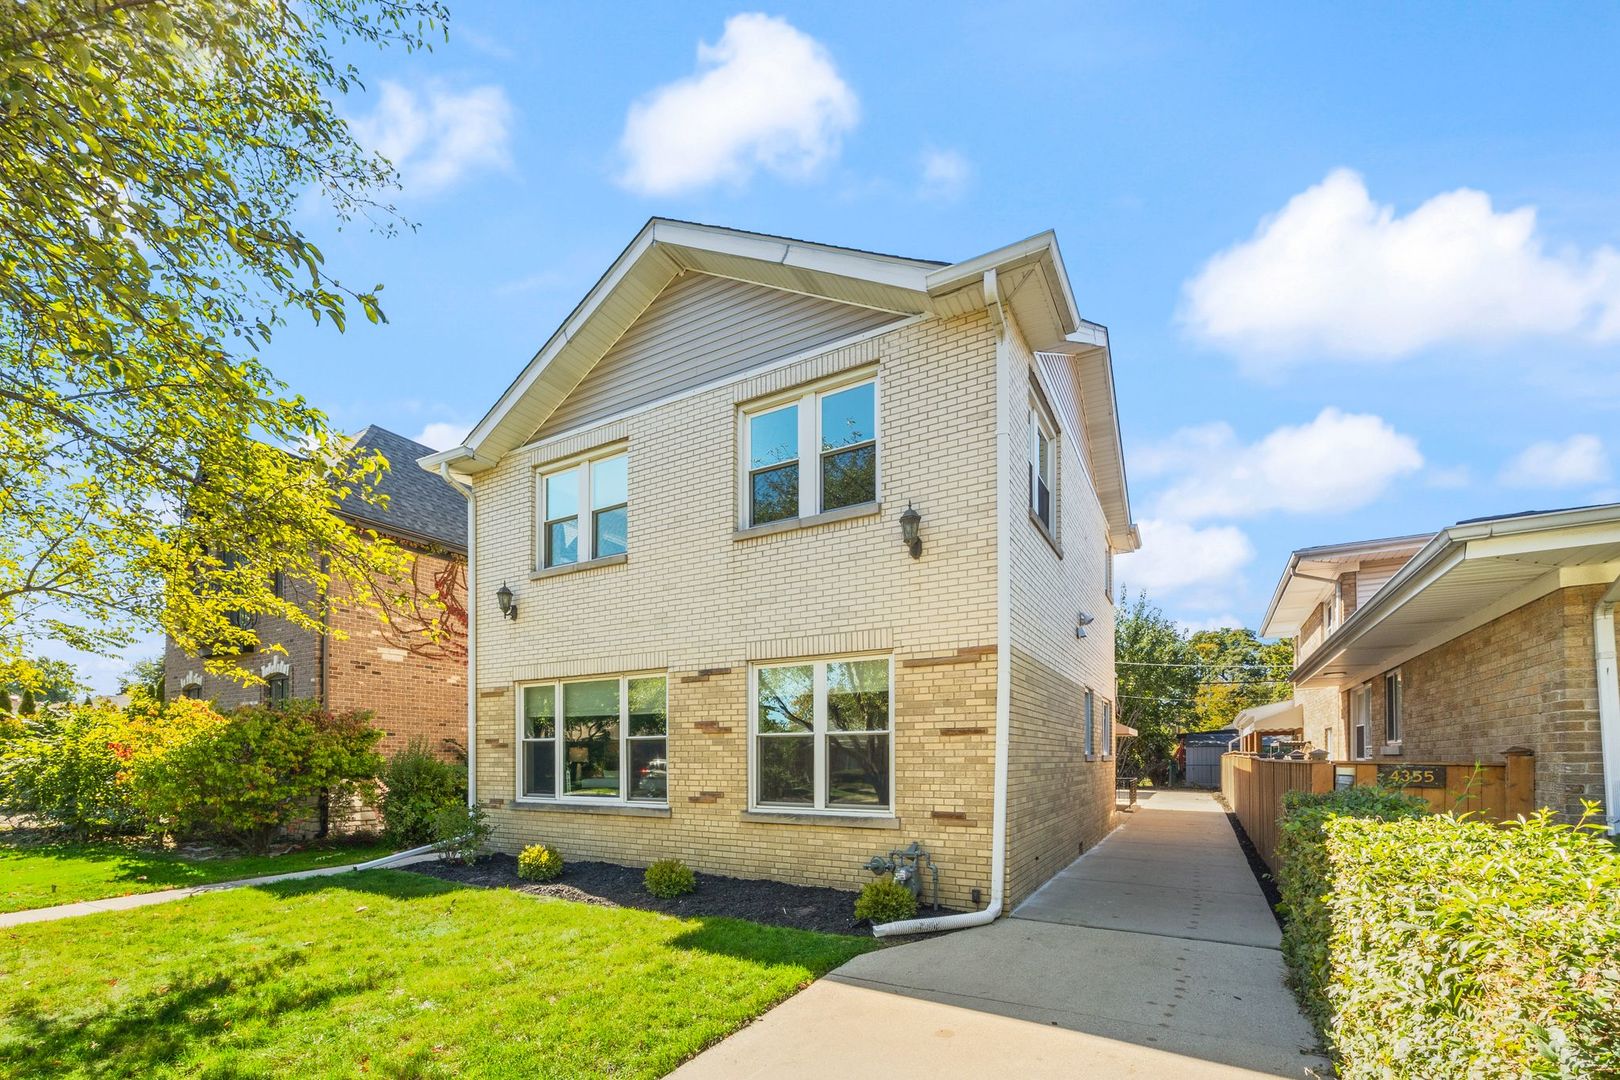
<box><xmin>1214</xmin><ymin>797</ymin><xmax>1286</xmax><ymax>929</ymax></box>
<box><xmin>409</xmin><ymin>854</ymin><xmax>903</xmax><ymax>936</ymax></box>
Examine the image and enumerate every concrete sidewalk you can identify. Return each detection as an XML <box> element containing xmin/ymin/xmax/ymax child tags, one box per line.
<box><xmin>0</xmin><ymin>851</ymin><xmax>436</xmax><ymax>928</ymax></box>
<box><xmin>672</xmin><ymin>791</ymin><xmax>1328</xmax><ymax>1079</ymax></box>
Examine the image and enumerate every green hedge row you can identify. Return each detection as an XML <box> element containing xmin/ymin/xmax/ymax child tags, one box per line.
<box><xmin>1276</xmin><ymin>788</ymin><xmax>1620</xmax><ymax>1078</ymax></box>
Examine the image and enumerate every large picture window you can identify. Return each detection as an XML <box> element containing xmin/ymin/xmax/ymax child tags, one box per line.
<box><xmin>742</xmin><ymin>377</ymin><xmax>878</xmax><ymax>528</ymax></box>
<box><xmin>539</xmin><ymin>450</ymin><xmax>628</xmax><ymax>569</ymax></box>
<box><xmin>753</xmin><ymin>656</ymin><xmax>891</xmax><ymax>813</ymax></box>
<box><xmin>518</xmin><ymin>674</ymin><xmax>666</xmax><ymax>802</ymax></box>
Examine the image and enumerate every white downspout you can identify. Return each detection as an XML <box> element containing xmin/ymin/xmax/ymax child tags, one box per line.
<box><xmin>441</xmin><ymin>462</ymin><xmax>478</xmax><ymax>809</ymax></box>
<box><xmin>875</xmin><ymin>272</ymin><xmax>1012</xmax><ymax>937</ymax></box>
<box><xmin>1592</xmin><ymin>572</ymin><xmax>1620</xmax><ymax>834</ymax></box>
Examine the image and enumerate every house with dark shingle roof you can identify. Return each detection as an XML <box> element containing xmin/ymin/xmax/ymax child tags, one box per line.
<box><xmin>164</xmin><ymin>426</ymin><xmax>469</xmax><ymax>763</ymax></box>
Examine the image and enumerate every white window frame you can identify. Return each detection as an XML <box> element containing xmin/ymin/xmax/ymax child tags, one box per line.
<box><xmin>1351</xmin><ymin>685</ymin><xmax>1370</xmax><ymax>759</ymax></box>
<box><xmin>1102</xmin><ymin>699</ymin><xmax>1113</xmax><ymax>757</ymax></box>
<box><xmin>536</xmin><ymin>447</ymin><xmax>628</xmax><ymax>570</ymax></box>
<box><xmin>1384</xmin><ymin>670</ymin><xmax>1402</xmax><ymax>744</ymax></box>
<box><xmin>1083</xmin><ymin>688</ymin><xmax>1096</xmax><ymax>756</ymax></box>
<box><xmin>738</xmin><ymin>372</ymin><xmax>880</xmax><ymax>528</ymax></box>
<box><xmin>513</xmin><ymin>672</ymin><xmax>668</xmax><ymax>805</ymax></box>
<box><xmin>748</xmin><ymin>653</ymin><xmax>894</xmax><ymax>817</ymax></box>
<box><xmin>1028</xmin><ymin>399</ymin><xmax>1057</xmax><ymax>533</ymax></box>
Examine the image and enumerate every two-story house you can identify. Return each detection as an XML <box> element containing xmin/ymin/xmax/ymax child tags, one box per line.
<box><xmin>166</xmin><ymin>425</ymin><xmax>469</xmax><ymax>759</ymax></box>
<box><xmin>1261</xmin><ymin>504</ymin><xmax>1620</xmax><ymax>831</ymax></box>
<box><xmin>420</xmin><ymin>220</ymin><xmax>1138</xmax><ymax>920</ymax></box>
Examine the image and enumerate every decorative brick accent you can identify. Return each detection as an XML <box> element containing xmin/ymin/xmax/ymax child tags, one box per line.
<box><xmin>693</xmin><ymin>720</ymin><xmax>732</xmax><ymax>734</ymax></box>
<box><xmin>680</xmin><ymin>667</ymin><xmax>734</xmax><ymax>684</ymax></box>
<box><xmin>939</xmin><ymin>726</ymin><xmax>988</xmax><ymax>736</ymax></box>
<box><xmin>688</xmin><ymin>791</ymin><xmax>724</xmax><ymax>804</ymax></box>
<box><xmin>901</xmin><ymin>645</ymin><xmax>998</xmax><ymax>668</ymax></box>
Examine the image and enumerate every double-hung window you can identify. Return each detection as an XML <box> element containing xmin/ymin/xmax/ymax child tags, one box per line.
<box><xmin>753</xmin><ymin>656</ymin><xmax>891</xmax><ymax>813</ymax></box>
<box><xmin>539</xmin><ymin>450</ymin><xmax>627</xmax><ymax>569</ymax></box>
<box><xmin>1029</xmin><ymin>405</ymin><xmax>1056</xmax><ymax>531</ymax></box>
<box><xmin>1083</xmin><ymin>689</ymin><xmax>1095</xmax><ymax>755</ymax></box>
<box><xmin>1352</xmin><ymin>686</ymin><xmax>1370</xmax><ymax>759</ymax></box>
<box><xmin>742</xmin><ymin>377</ymin><xmax>878</xmax><ymax>527</ymax></box>
<box><xmin>1102</xmin><ymin>700</ymin><xmax>1113</xmax><ymax>754</ymax></box>
<box><xmin>1384</xmin><ymin>671</ymin><xmax>1402</xmax><ymax>744</ymax></box>
<box><xmin>518</xmin><ymin>674</ymin><xmax>667</xmax><ymax>802</ymax></box>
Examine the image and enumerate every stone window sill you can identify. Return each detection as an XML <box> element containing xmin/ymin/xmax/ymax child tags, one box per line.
<box><xmin>1085</xmin><ymin>752</ymin><xmax>1099</xmax><ymax>763</ymax></box>
<box><xmin>741</xmin><ymin>809</ymin><xmax>900</xmax><ymax>829</ymax></box>
<box><xmin>507</xmin><ymin>799</ymin><xmax>669</xmax><ymax>818</ymax></box>
<box><xmin>733</xmin><ymin>501</ymin><xmax>881</xmax><ymax>541</ymax></box>
<box><xmin>531</xmin><ymin>553</ymin><xmax>628</xmax><ymax>581</ymax></box>
<box><xmin>1379</xmin><ymin>742</ymin><xmax>1403</xmax><ymax>757</ymax></box>
<box><xmin>1029</xmin><ymin>512</ymin><xmax>1064</xmax><ymax>558</ymax></box>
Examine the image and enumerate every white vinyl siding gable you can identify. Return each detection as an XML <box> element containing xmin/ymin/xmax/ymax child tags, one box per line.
<box><xmin>535</xmin><ymin>272</ymin><xmax>904</xmax><ymax>440</ymax></box>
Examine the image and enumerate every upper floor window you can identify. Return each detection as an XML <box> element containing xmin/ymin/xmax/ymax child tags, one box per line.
<box><xmin>1029</xmin><ymin>404</ymin><xmax>1056</xmax><ymax>532</ymax></box>
<box><xmin>742</xmin><ymin>377</ymin><xmax>877</xmax><ymax>527</ymax></box>
<box><xmin>539</xmin><ymin>450</ymin><xmax>627</xmax><ymax>569</ymax></box>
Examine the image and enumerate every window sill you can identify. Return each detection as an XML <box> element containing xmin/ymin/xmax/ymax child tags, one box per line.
<box><xmin>741</xmin><ymin>809</ymin><xmax>899</xmax><ymax>829</ymax></box>
<box><xmin>1085</xmin><ymin>752</ymin><xmax>1099</xmax><ymax>763</ymax></box>
<box><xmin>507</xmin><ymin>799</ymin><xmax>670</xmax><ymax>818</ymax></box>
<box><xmin>1379</xmin><ymin>742</ymin><xmax>1403</xmax><ymax>757</ymax></box>
<box><xmin>1029</xmin><ymin>512</ymin><xmax>1063</xmax><ymax>558</ymax></box>
<box><xmin>531</xmin><ymin>553</ymin><xmax>628</xmax><ymax>581</ymax></box>
<box><xmin>733</xmin><ymin>501</ymin><xmax>881</xmax><ymax>541</ymax></box>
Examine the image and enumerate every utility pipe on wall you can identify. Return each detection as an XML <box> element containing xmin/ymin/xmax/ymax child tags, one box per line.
<box><xmin>440</xmin><ymin>462</ymin><xmax>477</xmax><ymax>809</ymax></box>
<box><xmin>1592</xmin><ymin>572</ymin><xmax>1620</xmax><ymax>834</ymax></box>
<box><xmin>875</xmin><ymin>272</ymin><xmax>1012</xmax><ymax>938</ymax></box>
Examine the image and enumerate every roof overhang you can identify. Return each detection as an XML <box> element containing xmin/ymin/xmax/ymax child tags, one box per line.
<box><xmin>1260</xmin><ymin>533</ymin><xmax>1433</xmax><ymax>638</ymax></box>
<box><xmin>1035</xmin><ymin>322</ymin><xmax>1137</xmax><ymax>552</ymax></box>
<box><xmin>1235</xmin><ymin>698</ymin><xmax>1305</xmax><ymax>736</ymax></box>
<box><xmin>1294</xmin><ymin>505</ymin><xmax>1620</xmax><ymax>688</ymax></box>
<box><xmin>416</xmin><ymin>220</ymin><xmax>1121</xmax><ymax>493</ymax></box>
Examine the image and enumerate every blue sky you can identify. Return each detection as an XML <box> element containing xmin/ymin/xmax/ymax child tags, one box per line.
<box><xmin>66</xmin><ymin>2</ymin><xmax>1620</xmax><ymax>689</ymax></box>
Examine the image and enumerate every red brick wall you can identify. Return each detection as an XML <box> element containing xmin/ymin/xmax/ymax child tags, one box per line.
<box><xmin>326</xmin><ymin>548</ymin><xmax>468</xmax><ymax>761</ymax></box>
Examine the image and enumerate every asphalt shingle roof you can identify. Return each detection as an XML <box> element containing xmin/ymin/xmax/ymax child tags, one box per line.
<box><xmin>339</xmin><ymin>426</ymin><xmax>467</xmax><ymax>552</ymax></box>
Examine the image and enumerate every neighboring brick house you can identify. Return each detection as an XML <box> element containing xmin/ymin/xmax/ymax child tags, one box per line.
<box><xmin>419</xmin><ymin>220</ymin><xmax>1139</xmax><ymax>921</ymax></box>
<box><xmin>164</xmin><ymin>425</ymin><xmax>469</xmax><ymax>759</ymax></box>
<box><xmin>1260</xmin><ymin>506</ymin><xmax>1620</xmax><ymax>830</ymax></box>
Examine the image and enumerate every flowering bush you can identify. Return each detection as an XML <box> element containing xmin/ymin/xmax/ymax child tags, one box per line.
<box><xmin>517</xmin><ymin>843</ymin><xmax>564</xmax><ymax>881</ymax></box>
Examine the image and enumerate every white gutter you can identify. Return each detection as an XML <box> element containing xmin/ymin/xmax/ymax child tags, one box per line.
<box><xmin>875</xmin><ymin>271</ymin><xmax>1013</xmax><ymax>938</ymax></box>
<box><xmin>439</xmin><ymin>460</ymin><xmax>478</xmax><ymax>809</ymax></box>
<box><xmin>1593</xmin><ymin>572</ymin><xmax>1620</xmax><ymax>834</ymax></box>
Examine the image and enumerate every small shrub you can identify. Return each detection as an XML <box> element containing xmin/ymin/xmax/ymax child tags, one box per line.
<box><xmin>431</xmin><ymin>803</ymin><xmax>491</xmax><ymax>864</ymax></box>
<box><xmin>644</xmin><ymin>858</ymin><xmax>696</xmax><ymax>898</ymax></box>
<box><xmin>517</xmin><ymin>843</ymin><xmax>564</xmax><ymax>881</ymax></box>
<box><xmin>378</xmin><ymin>739</ymin><xmax>466</xmax><ymax>845</ymax></box>
<box><xmin>126</xmin><ymin>700</ymin><xmax>382</xmax><ymax>853</ymax></box>
<box><xmin>854</xmin><ymin>876</ymin><xmax>917</xmax><ymax>925</ymax></box>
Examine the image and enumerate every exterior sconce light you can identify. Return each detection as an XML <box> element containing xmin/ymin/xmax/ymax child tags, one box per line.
<box><xmin>1075</xmin><ymin>611</ymin><xmax>1095</xmax><ymax>639</ymax></box>
<box><xmin>899</xmin><ymin>503</ymin><xmax>923</xmax><ymax>559</ymax></box>
<box><xmin>496</xmin><ymin>582</ymin><xmax>517</xmax><ymax>621</ymax></box>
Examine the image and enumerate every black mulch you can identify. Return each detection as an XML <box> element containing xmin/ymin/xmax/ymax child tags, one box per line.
<box><xmin>408</xmin><ymin>854</ymin><xmax>926</xmax><ymax>936</ymax></box>
<box><xmin>1219</xmin><ymin>807</ymin><xmax>1286</xmax><ymax>930</ymax></box>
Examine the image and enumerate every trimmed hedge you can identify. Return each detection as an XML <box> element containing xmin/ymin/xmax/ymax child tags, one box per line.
<box><xmin>1276</xmin><ymin>788</ymin><xmax>1620</xmax><ymax>1078</ymax></box>
<box><xmin>644</xmin><ymin>858</ymin><xmax>695</xmax><ymax>898</ymax></box>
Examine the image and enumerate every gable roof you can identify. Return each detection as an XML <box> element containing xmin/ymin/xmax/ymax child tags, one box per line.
<box><xmin>1260</xmin><ymin>532</ymin><xmax>1433</xmax><ymax>639</ymax></box>
<box><xmin>419</xmin><ymin>218</ymin><xmax>1136</xmax><ymax>550</ymax></box>
<box><xmin>1291</xmin><ymin>503</ymin><xmax>1620</xmax><ymax>687</ymax></box>
<box><xmin>341</xmin><ymin>426</ymin><xmax>467</xmax><ymax>552</ymax></box>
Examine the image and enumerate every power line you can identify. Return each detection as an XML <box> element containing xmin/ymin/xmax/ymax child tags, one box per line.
<box><xmin>1116</xmin><ymin>659</ymin><xmax>1289</xmax><ymax>670</ymax></box>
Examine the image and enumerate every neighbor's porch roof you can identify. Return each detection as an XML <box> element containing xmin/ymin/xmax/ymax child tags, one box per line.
<box><xmin>1294</xmin><ymin>504</ymin><xmax>1620</xmax><ymax>689</ymax></box>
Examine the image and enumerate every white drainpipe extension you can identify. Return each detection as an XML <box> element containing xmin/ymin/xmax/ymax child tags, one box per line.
<box><xmin>1592</xmin><ymin>572</ymin><xmax>1620</xmax><ymax>834</ymax></box>
<box><xmin>440</xmin><ymin>462</ymin><xmax>478</xmax><ymax>809</ymax></box>
<box><xmin>875</xmin><ymin>272</ymin><xmax>1012</xmax><ymax>938</ymax></box>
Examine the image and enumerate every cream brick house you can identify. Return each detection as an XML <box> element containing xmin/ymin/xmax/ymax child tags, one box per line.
<box><xmin>420</xmin><ymin>220</ymin><xmax>1138</xmax><ymax>925</ymax></box>
<box><xmin>1260</xmin><ymin>505</ymin><xmax>1620</xmax><ymax>830</ymax></box>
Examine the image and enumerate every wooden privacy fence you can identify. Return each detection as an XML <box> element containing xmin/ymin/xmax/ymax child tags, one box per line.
<box><xmin>1220</xmin><ymin>749</ymin><xmax>1536</xmax><ymax>874</ymax></box>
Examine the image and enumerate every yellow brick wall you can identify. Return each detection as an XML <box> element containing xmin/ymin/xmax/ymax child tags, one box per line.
<box><xmin>1001</xmin><ymin>317</ymin><xmax>1119</xmax><ymax>905</ymax></box>
<box><xmin>466</xmin><ymin>311</ymin><xmax>1004</xmax><ymax>907</ymax></box>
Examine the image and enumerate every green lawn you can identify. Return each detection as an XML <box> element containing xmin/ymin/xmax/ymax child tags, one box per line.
<box><xmin>0</xmin><ymin>870</ymin><xmax>874</xmax><ymax>1078</ymax></box>
<box><xmin>0</xmin><ymin>836</ymin><xmax>398</xmax><ymax>913</ymax></box>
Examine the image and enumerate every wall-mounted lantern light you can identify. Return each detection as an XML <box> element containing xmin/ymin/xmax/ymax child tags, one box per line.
<box><xmin>900</xmin><ymin>503</ymin><xmax>923</xmax><ymax>559</ymax></box>
<box><xmin>496</xmin><ymin>582</ymin><xmax>518</xmax><ymax>621</ymax></box>
<box><xmin>1075</xmin><ymin>611</ymin><xmax>1095</xmax><ymax>639</ymax></box>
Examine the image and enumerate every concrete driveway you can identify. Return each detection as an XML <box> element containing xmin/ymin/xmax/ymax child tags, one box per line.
<box><xmin>672</xmin><ymin>791</ymin><xmax>1329</xmax><ymax>1079</ymax></box>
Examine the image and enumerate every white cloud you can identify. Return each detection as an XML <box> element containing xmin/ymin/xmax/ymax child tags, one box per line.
<box><xmin>1498</xmin><ymin>434</ymin><xmax>1609</xmax><ymax>488</ymax></box>
<box><xmin>1424</xmin><ymin>464</ymin><xmax>1473</xmax><ymax>490</ymax></box>
<box><xmin>918</xmin><ymin>148</ymin><xmax>972</xmax><ymax>201</ymax></box>
<box><xmin>1145</xmin><ymin>408</ymin><xmax>1424</xmax><ymax>521</ymax></box>
<box><xmin>352</xmin><ymin>81</ymin><xmax>514</xmax><ymax>196</ymax></box>
<box><xmin>413</xmin><ymin>422</ymin><xmax>470</xmax><ymax>451</ymax></box>
<box><xmin>1115</xmin><ymin>518</ymin><xmax>1255</xmax><ymax>594</ymax></box>
<box><xmin>1176</xmin><ymin>613</ymin><xmax>1247</xmax><ymax>635</ymax></box>
<box><xmin>1182</xmin><ymin>168</ymin><xmax>1620</xmax><ymax>360</ymax></box>
<box><xmin>617</xmin><ymin>13</ymin><xmax>858</xmax><ymax>196</ymax></box>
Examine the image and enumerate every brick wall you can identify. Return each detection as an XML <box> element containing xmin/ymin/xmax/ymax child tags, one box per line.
<box><xmin>163</xmin><ymin>571</ymin><xmax>323</xmax><ymax>707</ymax></box>
<box><xmin>327</xmin><ymin>548</ymin><xmax>468</xmax><ymax>760</ymax></box>
<box><xmin>1003</xmin><ymin>317</ymin><xmax>1118</xmax><ymax>904</ymax></box>
<box><xmin>1340</xmin><ymin>584</ymin><xmax>1607</xmax><ymax>821</ymax></box>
